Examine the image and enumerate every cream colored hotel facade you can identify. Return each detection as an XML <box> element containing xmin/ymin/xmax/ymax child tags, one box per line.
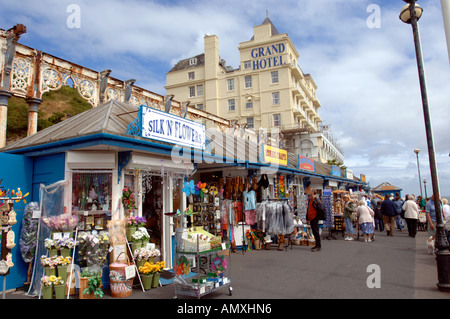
<box><xmin>165</xmin><ymin>18</ymin><xmax>344</xmax><ymax>164</ymax></box>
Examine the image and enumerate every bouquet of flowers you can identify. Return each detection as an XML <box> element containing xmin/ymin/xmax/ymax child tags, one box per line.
<box><xmin>149</xmin><ymin>248</ymin><xmax>161</xmax><ymax>258</ymax></box>
<box><xmin>77</xmin><ymin>231</ymin><xmax>110</xmax><ymax>268</ymax></box>
<box><xmin>56</xmin><ymin>256</ymin><xmax>72</xmax><ymax>267</ymax></box>
<box><xmin>44</xmin><ymin>238</ymin><xmax>57</xmax><ymax>250</ymax></box>
<box><xmin>54</xmin><ymin>276</ymin><xmax>65</xmax><ymax>286</ymax></box>
<box><xmin>122</xmin><ymin>186</ymin><xmax>136</xmax><ymax>212</ymax></box>
<box><xmin>131</xmin><ymin>229</ymin><xmax>149</xmax><ymax>242</ymax></box>
<box><xmin>41</xmin><ymin>275</ymin><xmax>55</xmax><ymax>287</ymax></box>
<box><xmin>42</xmin><ymin>213</ymin><xmax>78</xmax><ymax>231</ymax></box>
<box><xmin>133</xmin><ymin>247</ymin><xmax>160</xmax><ymax>261</ymax></box>
<box><xmin>40</xmin><ymin>255</ymin><xmax>59</xmax><ymax>269</ymax></box>
<box><xmin>138</xmin><ymin>261</ymin><xmax>165</xmax><ymax>274</ymax></box>
<box><xmin>56</xmin><ymin>237</ymin><xmax>75</xmax><ymax>250</ymax></box>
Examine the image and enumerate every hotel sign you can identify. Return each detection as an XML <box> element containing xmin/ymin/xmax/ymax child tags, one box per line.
<box><xmin>262</xmin><ymin>144</ymin><xmax>287</xmax><ymax>166</ymax></box>
<box><xmin>139</xmin><ymin>105</ymin><xmax>206</xmax><ymax>150</ymax></box>
<box><xmin>251</xmin><ymin>43</ymin><xmax>286</xmax><ymax>70</ymax></box>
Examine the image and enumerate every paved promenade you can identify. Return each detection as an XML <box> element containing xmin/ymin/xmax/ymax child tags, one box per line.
<box><xmin>6</xmin><ymin>226</ymin><xmax>450</xmax><ymax>300</ymax></box>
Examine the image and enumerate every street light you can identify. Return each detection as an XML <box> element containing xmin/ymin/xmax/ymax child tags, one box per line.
<box><xmin>399</xmin><ymin>0</ymin><xmax>450</xmax><ymax>292</ymax></box>
<box><xmin>423</xmin><ymin>178</ymin><xmax>427</xmax><ymax>199</ymax></box>
<box><xmin>414</xmin><ymin>148</ymin><xmax>423</xmax><ymax>199</ymax></box>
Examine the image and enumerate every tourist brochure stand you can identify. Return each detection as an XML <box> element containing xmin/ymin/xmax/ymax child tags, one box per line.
<box><xmin>173</xmin><ymin>213</ymin><xmax>232</xmax><ymax>299</ymax></box>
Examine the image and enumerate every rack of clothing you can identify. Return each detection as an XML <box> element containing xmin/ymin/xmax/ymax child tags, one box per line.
<box><xmin>255</xmin><ymin>199</ymin><xmax>295</xmax><ymax>236</ymax></box>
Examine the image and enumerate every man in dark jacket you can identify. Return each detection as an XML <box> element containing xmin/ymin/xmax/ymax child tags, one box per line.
<box><xmin>381</xmin><ymin>195</ymin><xmax>397</xmax><ymax>236</ymax></box>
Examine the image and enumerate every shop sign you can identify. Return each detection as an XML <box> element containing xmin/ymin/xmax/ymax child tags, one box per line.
<box><xmin>297</xmin><ymin>155</ymin><xmax>315</xmax><ymax>172</ymax></box>
<box><xmin>330</xmin><ymin>165</ymin><xmax>341</xmax><ymax>177</ymax></box>
<box><xmin>360</xmin><ymin>174</ymin><xmax>366</xmax><ymax>183</ymax></box>
<box><xmin>261</xmin><ymin>144</ymin><xmax>287</xmax><ymax>166</ymax></box>
<box><xmin>346</xmin><ymin>169</ymin><xmax>353</xmax><ymax>180</ymax></box>
<box><xmin>250</xmin><ymin>42</ymin><xmax>286</xmax><ymax>70</ymax></box>
<box><xmin>140</xmin><ymin>105</ymin><xmax>206</xmax><ymax>150</ymax></box>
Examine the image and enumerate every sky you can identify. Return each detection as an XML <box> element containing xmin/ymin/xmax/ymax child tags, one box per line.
<box><xmin>1</xmin><ymin>0</ymin><xmax>449</xmax><ymax>198</ymax></box>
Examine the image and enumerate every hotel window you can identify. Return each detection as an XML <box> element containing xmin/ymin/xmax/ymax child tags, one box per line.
<box><xmin>272</xmin><ymin>92</ymin><xmax>280</xmax><ymax>105</ymax></box>
<box><xmin>189</xmin><ymin>86</ymin><xmax>195</xmax><ymax>97</ymax></box>
<box><xmin>188</xmin><ymin>71</ymin><xmax>195</xmax><ymax>80</ymax></box>
<box><xmin>245</xmin><ymin>75</ymin><xmax>252</xmax><ymax>88</ymax></box>
<box><xmin>189</xmin><ymin>58</ymin><xmax>197</xmax><ymax>65</ymax></box>
<box><xmin>246</xmin><ymin>117</ymin><xmax>254</xmax><ymax>129</ymax></box>
<box><xmin>245</xmin><ymin>101</ymin><xmax>253</xmax><ymax>109</ymax></box>
<box><xmin>227</xmin><ymin>78</ymin><xmax>235</xmax><ymax>91</ymax></box>
<box><xmin>228</xmin><ymin>99</ymin><xmax>235</xmax><ymax>111</ymax></box>
<box><xmin>271</xmin><ymin>71</ymin><xmax>279</xmax><ymax>84</ymax></box>
<box><xmin>273</xmin><ymin>113</ymin><xmax>281</xmax><ymax>127</ymax></box>
<box><xmin>197</xmin><ymin>84</ymin><xmax>203</xmax><ymax>96</ymax></box>
<box><xmin>244</xmin><ymin>61</ymin><xmax>251</xmax><ymax>69</ymax></box>
<box><xmin>197</xmin><ymin>104</ymin><xmax>204</xmax><ymax>110</ymax></box>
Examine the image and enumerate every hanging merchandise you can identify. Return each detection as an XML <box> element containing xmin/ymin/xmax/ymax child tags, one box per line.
<box><xmin>255</xmin><ymin>201</ymin><xmax>295</xmax><ymax>236</ymax></box>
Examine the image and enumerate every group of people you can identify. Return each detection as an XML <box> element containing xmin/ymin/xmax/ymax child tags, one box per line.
<box><xmin>305</xmin><ymin>187</ymin><xmax>450</xmax><ymax>252</ymax></box>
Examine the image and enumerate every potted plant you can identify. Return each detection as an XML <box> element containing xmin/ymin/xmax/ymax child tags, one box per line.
<box><xmin>44</xmin><ymin>238</ymin><xmax>58</xmax><ymax>256</ymax></box>
<box><xmin>53</xmin><ymin>276</ymin><xmax>66</xmax><ymax>299</ymax></box>
<box><xmin>40</xmin><ymin>255</ymin><xmax>58</xmax><ymax>276</ymax></box>
<box><xmin>55</xmin><ymin>256</ymin><xmax>72</xmax><ymax>282</ymax></box>
<box><xmin>122</xmin><ymin>187</ymin><xmax>136</xmax><ymax>215</ymax></box>
<box><xmin>41</xmin><ymin>275</ymin><xmax>54</xmax><ymax>299</ymax></box>
<box><xmin>56</xmin><ymin>237</ymin><xmax>75</xmax><ymax>257</ymax></box>
<box><xmin>126</xmin><ymin>216</ymin><xmax>138</xmax><ymax>241</ymax></box>
<box><xmin>138</xmin><ymin>262</ymin><xmax>154</xmax><ymax>290</ymax></box>
<box><xmin>151</xmin><ymin>261</ymin><xmax>165</xmax><ymax>288</ymax></box>
<box><xmin>79</xmin><ymin>267</ymin><xmax>103</xmax><ymax>299</ymax></box>
<box><xmin>130</xmin><ymin>229</ymin><xmax>145</xmax><ymax>251</ymax></box>
<box><xmin>77</xmin><ymin>231</ymin><xmax>110</xmax><ymax>268</ymax></box>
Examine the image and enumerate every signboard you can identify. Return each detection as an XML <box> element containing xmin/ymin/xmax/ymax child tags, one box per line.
<box><xmin>251</xmin><ymin>42</ymin><xmax>286</xmax><ymax>70</ymax></box>
<box><xmin>360</xmin><ymin>174</ymin><xmax>366</xmax><ymax>183</ymax></box>
<box><xmin>346</xmin><ymin>169</ymin><xmax>354</xmax><ymax>180</ymax></box>
<box><xmin>297</xmin><ymin>155</ymin><xmax>315</xmax><ymax>172</ymax></box>
<box><xmin>262</xmin><ymin>144</ymin><xmax>287</xmax><ymax>166</ymax></box>
<box><xmin>330</xmin><ymin>165</ymin><xmax>341</xmax><ymax>177</ymax></box>
<box><xmin>140</xmin><ymin>105</ymin><xmax>206</xmax><ymax>150</ymax></box>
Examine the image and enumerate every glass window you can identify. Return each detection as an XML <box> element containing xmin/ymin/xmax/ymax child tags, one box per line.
<box><xmin>245</xmin><ymin>75</ymin><xmax>252</xmax><ymax>88</ymax></box>
<box><xmin>188</xmin><ymin>71</ymin><xmax>195</xmax><ymax>80</ymax></box>
<box><xmin>197</xmin><ymin>84</ymin><xmax>203</xmax><ymax>96</ymax></box>
<box><xmin>245</xmin><ymin>101</ymin><xmax>253</xmax><ymax>109</ymax></box>
<box><xmin>189</xmin><ymin>86</ymin><xmax>195</xmax><ymax>97</ymax></box>
<box><xmin>271</xmin><ymin>71</ymin><xmax>279</xmax><ymax>83</ymax></box>
<box><xmin>273</xmin><ymin>113</ymin><xmax>281</xmax><ymax>127</ymax></box>
<box><xmin>244</xmin><ymin>61</ymin><xmax>251</xmax><ymax>69</ymax></box>
<box><xmin>227</xmin><ymin>79</ymin><xmax>235</xmax><ymax>91</ymax></box>
<box><xmin>272</xmin><ymin>92</ymin><xmax>280</xmax><ymax>105</ymax></box>
<box><xmin>197</xmin><ymin>104</ymin><xmax>204</xmax><ymax>110</ymax></box>
<box><xmin>246</xmin><ymin>117</ymin><xmax>254</xmax><ymax>129</ymax></box>
<box><xmin>228</xmin><ymin>99</ymin><xmax>235</xmax><ymax>111</ymax></box>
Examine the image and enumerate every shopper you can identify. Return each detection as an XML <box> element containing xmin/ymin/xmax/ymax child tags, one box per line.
<box><xmin>374</xmin><ymin>200</ymin><xmax>384</xmax><ymax>231</ymax></box>
<box><xmin>402</xmin><ymin>194</ymin><xmax>419</xmax><ymax>238</ymax></box>
<box><xmin>306</xmin><ymin>187</ymin><xmax>321</xmax><ymax>252</ymax></box>
<box><xmin>426</xmin><ymin>194</ymin><xmax>437</xmax><ymax>239</ymax></box>
<box><xmin>343</xmin><ymin>195</ymin><xmax>356</xmax><ymax>241</ymax></box>
<box><xmin>393</xmin><ymin>194</ymin><xmax>404</xmax><ymax>232</ymax></box>
<box><xmin>381</xmin><ymin>195</ymin><xmax>396</xmax><ymax>236</ymax></box>
<box><xmin>356</xmin><ymin>200</ymin><xmax>375</xmax><ymax>242</ymax></box>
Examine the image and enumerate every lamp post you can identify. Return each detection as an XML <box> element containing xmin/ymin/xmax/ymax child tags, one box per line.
<box><xmin>423</xmin><ymin>178</ymin><xmax>427</xmax><ymax>199</ymax></box>
<box><xmin>414</xmin><ymin>148</ymin><xmax>423</xmax><ymax>199</ymax></box>
<box><xmin>399</xmin><ymin>0</ymin><xmax>450</xmax><ymax>292</ymax></box>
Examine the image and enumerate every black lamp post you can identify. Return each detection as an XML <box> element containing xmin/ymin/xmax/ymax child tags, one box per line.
<box><xmin>399</xmin><ymin>0</ymin><xmax>450</xmax><ymax>292</ymax></box>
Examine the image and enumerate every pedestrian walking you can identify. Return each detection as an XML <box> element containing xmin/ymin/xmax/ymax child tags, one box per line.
<box><xmin>393</xmin><ymin>193</ymin><xmax>404</xmax><ymax>232</ymax></box>
<box><xmin>402</xmin><ymin>194</ymin><xmax>419</xmax><ymax>238</ymax></box>
<box><xmin>381</xmin><ymin>195</ymin><xmax>396</xmax><ymax>236</ymax></box>
<box><xmin>343</xmin><ymin>194</ymin><xmax>356</xmax><ymax>241</ymax></box>
<box><xmin>306</xmin><ymin>187</ymin><xmax>321</xmax><ymax>252</ymax></box>
<box><xmin>356</xmin><ymin>200</ymin><xmax>375</xmax><ymax>242</ymax></box>
<box><xmin>426</xmin><ymin>194</ymin><xmax>437</xmax><ymax>239</ymax></box>
<box><xmin>374</xmin><ymin>200</ymin><xmax>384</xmax><ymax>231</ymax></box>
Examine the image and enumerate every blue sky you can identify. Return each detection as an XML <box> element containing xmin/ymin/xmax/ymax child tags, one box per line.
<box><xmin>1</xmin><ymin>0</ymin><xmax>449</xmax><ymax>197</ymax></box>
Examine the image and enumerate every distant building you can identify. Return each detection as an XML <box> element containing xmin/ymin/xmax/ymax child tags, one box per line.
<box><xmin>165</xmin><ymin>17</ymin><xmax>343</xmax><ymax>164</ymax></box>
<box><xmin>372</xmin><ymin>182</ymin><xmax>403</xmax><ymax>198</ymax></box>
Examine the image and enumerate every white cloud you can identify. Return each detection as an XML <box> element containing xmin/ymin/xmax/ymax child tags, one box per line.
<box><xmin>1</xmin><ymin>0</ymin><xmax>449</xmax><ymax>196</ymax></box>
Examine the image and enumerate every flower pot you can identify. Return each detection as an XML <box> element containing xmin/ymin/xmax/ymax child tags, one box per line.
<box><xmin>141</xmin><ymin>274</ymin><xmax>154</xmax><ymax>290</ymax></box>
<box><xmin>152</xmin><ymin>273</ymin><xmax>160</xmax><ymax>288</ymax></box>
<box><xmin>126</xmin><ymin>226</ymin><xmax>137</xmax><ymax>241</ymax></box>
<box><xmin>42</xmin><ymin>285</ymin><xmax>53</xmax><ymax>299</ymax></box>
<box><xmin>57</xmin><ymin>265</ymin><xmax>68</xmax><ymax>281</ymax></box>
<box><xmin>130</xmin><ymin>242</ymin><xmax>142</xmax><ymax>252</ymax></box>
<box><xmin>48</xmin><ymin>249</ymin><xmax>58</xmax><ymax>257</ymax></box>
<box><xmin>79</xmin><ymin>276</ymin><xmax>102</xmax><ymax>299</ymax></box>
<box><xmin>45</xmin><ymin>266</ymin><xmax>56</xmax><ymax>276</ymax></box>
<box><xmin>60</xmin><ymin>248</ymin><xmax>71</xmax><ymax>257</ymax></box>
<box><xmin>54</xmin><ymin>284</ymin><xmax>66</xmax><ymax>299</ymax></box>
<box><xmin>142</xmin><ymin>238</ymin><xmax>149</xmax><ymax>247</ymax></box>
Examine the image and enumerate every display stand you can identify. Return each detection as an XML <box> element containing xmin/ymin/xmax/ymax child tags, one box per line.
<box><xmin>126</xmin><ymin>238</ymin><xmax>145</xmax><ymax>292</ymax></box>
<box><xmin>173</xmin><ymin>213</ymin><xmax>232</xmax><ymax>299</ymax></box>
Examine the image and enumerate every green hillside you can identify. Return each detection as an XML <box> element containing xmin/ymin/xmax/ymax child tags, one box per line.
<box><xmin>6</xmin><ymin>85</ymin><xmax>92</xmax><ymax>144</ymax></box>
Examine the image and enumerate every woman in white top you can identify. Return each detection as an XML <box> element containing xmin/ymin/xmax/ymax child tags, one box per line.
<box><xmin>356</xmin><ymin>200</ymin><xmax>375</xmax><ymax>243</ymax></box>
<box><xmin>402</xmin><ymin>194</ymin><xmax>419</xmax><ymax>238</ymax></box>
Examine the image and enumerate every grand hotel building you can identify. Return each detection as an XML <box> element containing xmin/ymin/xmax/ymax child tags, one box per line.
<box><xmin>165</xmin><ymin>17</ymin><xmax>344</xmax><ymax>164</ymax></box>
